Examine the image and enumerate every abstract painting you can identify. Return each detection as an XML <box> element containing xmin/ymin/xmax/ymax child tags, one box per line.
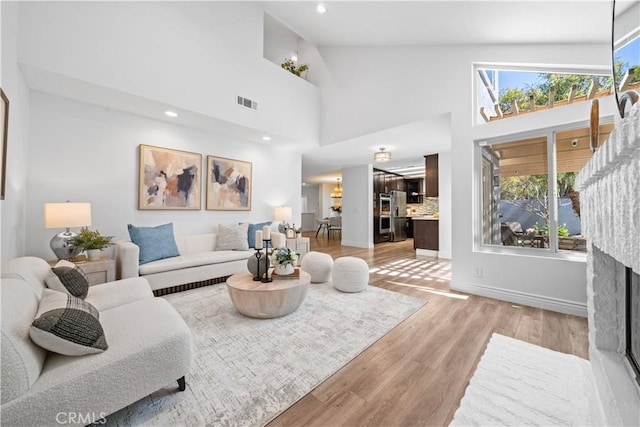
<box><xmin>138</xmin><ymin>144</ymin><xmax>201</xmax><ymax>210</ymax></box>
<box><xmin>206</xmin><ymin>155</ymin><xmax>251</xmax><ymax>211</ymax></box>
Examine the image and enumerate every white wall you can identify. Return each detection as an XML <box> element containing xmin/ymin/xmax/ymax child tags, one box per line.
<box><xmin>1</xmin><ymin>1</ymin><xmax>30</xmax><ymax>261</ymax></box>
<box><xmin>341</xmin><ymin>164</ymin><xmax>373</xmax><ymax>249</ymax></box>
<box><xmin>25</xmin><ymin>92</ymin><xmax>301</xmax><ymax>260</ymax></box>
<box><xmin>438</xmin><ymin>151</ymin><xmax>452</xmax><ymax>259</ymax></box>
<box><xmin>17</xmin><ymin>2</ymin><xmax>319</xmax><ymax>146</ymax></box>
<box><xmin>263</xmin><ymin>13</ymin><xmax>299</xmax><ymax>68</ymax></box>
<box><xmin>301</xmin><ymin>185</ymin><xmax>319</xmax><ymax>214</ymax></box>
<box><xmin>316</xmin><ymin>43</ymin><xmax>614</xmax><ymax>315</ymax></box>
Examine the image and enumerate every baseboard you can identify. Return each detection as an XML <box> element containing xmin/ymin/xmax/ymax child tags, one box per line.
<box><xmin>341</xmin><ymin>240</ymin><xmax>374</xmax><ymax>249</ymax></box>
<box><xmin>451</xmin><ymin>280</ymin><xmax>587</xmax><ymax>317</ymax></box>
<box><xmin>416</xmin><ymin>249</ymin><xmax>438</xmax><ymax>258</ymax></box>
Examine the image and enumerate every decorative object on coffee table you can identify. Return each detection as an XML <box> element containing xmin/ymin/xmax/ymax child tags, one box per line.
<box><xmin>270</xmin><ymin>247</ymin><xmax>298</xmax><ymax>276</ymax></box>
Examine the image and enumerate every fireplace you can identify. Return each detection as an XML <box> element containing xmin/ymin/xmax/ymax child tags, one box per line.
<box><xmin>575</xmin><ymin>99</ymin><xmax>640</xmax><ymax>425</ymax></box>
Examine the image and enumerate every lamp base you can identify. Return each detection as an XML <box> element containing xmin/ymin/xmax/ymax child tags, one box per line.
<box><xmin>50</xmin><ymin>230</ymin><xmax>82</xmax><ymax>260</ymax></box>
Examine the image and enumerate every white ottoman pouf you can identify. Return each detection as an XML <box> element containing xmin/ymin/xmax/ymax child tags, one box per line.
<box><xmin>332</xmin><ymin>256</ymin><xmax>369</xmax><ymax>293</ymax></box>
<box><xmin>300</xmin><ymin>251</ymin><xmax>334</xmax><ymax>283</ymax></box>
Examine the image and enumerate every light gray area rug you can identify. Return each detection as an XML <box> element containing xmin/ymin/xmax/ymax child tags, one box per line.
<box><xmin>106</xmin><ymin>282</ymin><xmax>425</xmax><ymax>426</ymax></box>
<box><xmin>450</xmin><ymin>333</ymin><xmax>605</xmax><ymax>426</ymax></box>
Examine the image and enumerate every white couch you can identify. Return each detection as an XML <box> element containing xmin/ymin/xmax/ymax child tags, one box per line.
<box><xmin>115</xmin><ymin>231</ymin><xmax>285</xmax><ymax>295</ymax></box>
<box><xmin>1</xmin><ymin>257</ymin><xmax>193</xmax><ymax>426</ymax></box>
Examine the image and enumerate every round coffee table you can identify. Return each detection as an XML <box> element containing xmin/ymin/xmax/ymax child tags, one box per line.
<box><xmin>226</xmin><ymin>271</ymin><xmax>310</xmax><ymax>319</ymax></box>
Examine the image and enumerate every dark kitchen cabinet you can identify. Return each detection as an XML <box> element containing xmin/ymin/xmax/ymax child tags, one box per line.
<box><xmin>424</xmin><ymin>154</ymin><xmax>439</xmax><ymax>197</ymax></box>
<box><xmin>405</xmin><ymin>178</ymin><xmax>424</xmax><ymax>203</ymax></box>
<box><xmin>413</xmin><ymin>219</ymin><xmax>439</xmax><ymax>250</ymax></box>
<box><xmin>407</xmin><ymin>218</ymin><xmax>414</xmax><ymax>238</ymax></box>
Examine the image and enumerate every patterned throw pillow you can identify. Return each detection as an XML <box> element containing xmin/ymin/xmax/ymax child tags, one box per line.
<box><xmin>216</xmin><ymin>223</ymin><xmax>250</xmax><ymax>251</ymax></box>
<box><xmin>127</xmin><ymin>223</ymin><xmax>180</xmax><ymax>265</ymax></box>
<box><xmin>30</xmin><ymin>289</ymin><xmax>108</xmax><ymax>356</ymax></box>
<box><xmin>45</xmin><ymin>260</ymin><xmax>90</xmax><ymax>299</ymax></box>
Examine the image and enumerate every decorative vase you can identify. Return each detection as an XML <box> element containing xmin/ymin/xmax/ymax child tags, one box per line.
<box><xmin>87</xmin><ymin>249</ymin><xmax>101</xmax><ymax>261</ymax></box>
<box><xmin>274</xmin><ymin>263</ymin><xmax>294</xmax><ymax>275</ymax></box>
<box><xmin>247</xmin><ymin>252</ymin><xmax>269</xmax><ymax>277</ymax></box>
<box><xmin>296</xmin><ymin>232</ymin><xmax>302</xmax><ymax>238</ymax></box>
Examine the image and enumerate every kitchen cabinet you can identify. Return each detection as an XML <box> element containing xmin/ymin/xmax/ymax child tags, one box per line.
<box><xmin>425</xmin><ymin>154</ymin><xmax>438</xmax><ymax>197</ymax></box>
<box><xmin>413</xmin><ymin>219</ymin><xmax>438</xmax><ymax>250</ymax></box>
<box><xmin>404</xmin><ymin>178</ymin><xmax>423</xmax><ymax>203</ymax></box>
<box><xmin>407</xmin><ymin>218</ymin><xmax>414</xmax><ymax>238</ymax></box>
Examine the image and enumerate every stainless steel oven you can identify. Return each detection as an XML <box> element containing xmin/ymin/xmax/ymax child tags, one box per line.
<box><xmin>379</xmin><ymin>194</ymin><xmax>391</xmax><ymax>216</ymax></box>
<box><xmin>379</xmin><ymin>215</ymin><xmax>391</xmax><ymax>234</ymax></box>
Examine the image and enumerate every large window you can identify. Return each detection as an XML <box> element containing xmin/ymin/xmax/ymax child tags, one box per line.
<box><xmin>476</xmin><ymin>66</ymin><xmax>613</xmax><ymax>125</ymax></box>
<box><xmin>479</xmin><ymin>122</ymin><xmax>614</xmax><ymax>253</ymax></box>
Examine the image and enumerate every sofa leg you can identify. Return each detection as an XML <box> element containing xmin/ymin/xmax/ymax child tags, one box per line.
<box><xmin>177</xmin><ymin>376</ymin><xmax>186</xmax><ymax>391</ymax></box>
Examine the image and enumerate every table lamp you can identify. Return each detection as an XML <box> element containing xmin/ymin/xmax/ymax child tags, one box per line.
<box><xmin>274</xmin><ymin>206</ymin><xmax>292</xmax><ymax>233</ymax></box>
<box><xmin>44</xmin><ymin>202</ymin><xmax>92</xmax><ymax>260</ymax></box>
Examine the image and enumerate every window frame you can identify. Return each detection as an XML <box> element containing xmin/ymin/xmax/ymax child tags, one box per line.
<box><xmin>474</xmin><ymin>117</ymin><xmax>613</xmax><ymax>260</ymax></box>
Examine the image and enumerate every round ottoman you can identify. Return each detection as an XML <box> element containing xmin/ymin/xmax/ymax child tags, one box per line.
<box><xmin>332</xmin><ymin>256</ymin><xmax>369</xmax><ymax>293</ymax></box>
<box><xmin>300</xmin><ymin>251</ymin><xmax>334</xmax><ymax>283</ymax></box>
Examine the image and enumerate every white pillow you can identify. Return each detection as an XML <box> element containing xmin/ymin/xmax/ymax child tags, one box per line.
<box><xmin>30</xmin><ymin>289</ymin><xmax>108</xmax><ymax>356</ymax></box>
<box><xmin>216</xmin><ymin>223</ymin><xmax>250</xmax><ymax>251</ymax></box>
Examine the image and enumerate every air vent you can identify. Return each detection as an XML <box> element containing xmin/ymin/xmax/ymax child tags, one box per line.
<box><xmin>236</xmin><ymin>95</ymin><xmax>258</xmax><ymax>111</ymax></box>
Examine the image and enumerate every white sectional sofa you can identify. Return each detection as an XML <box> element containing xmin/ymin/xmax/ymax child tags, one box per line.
<box><xmin>1</xmin><ymin>257</ymin><xmax>193</xmax><ymax>426</ymax></box>
<box><xmin>116</xmin><ymin>231</ymin><xmax>285</xmax><ymax>295</ymax></box>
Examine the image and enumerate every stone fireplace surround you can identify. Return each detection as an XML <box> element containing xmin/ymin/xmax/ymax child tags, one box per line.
<box><xmin>575</xmin><ymin>98</ymin><xmax>640</xmax><ymax>426</ymax></box>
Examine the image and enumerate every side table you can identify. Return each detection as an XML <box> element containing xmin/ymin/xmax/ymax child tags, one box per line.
<box><xmin>48</xmin><ymin>256</ymin><xmax>116</xmax><ymax>286</ymax></box>
<box><xmin>285</xmin><ymin>236</ymin><xmax>310</xmax><ymax>265</ymax></box>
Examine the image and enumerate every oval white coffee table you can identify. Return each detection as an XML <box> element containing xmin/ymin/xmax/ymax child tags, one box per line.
<box><xmin>226</xmin><ymin>271</ymin><xmax>310</xmax><ymax>319</ymax></box>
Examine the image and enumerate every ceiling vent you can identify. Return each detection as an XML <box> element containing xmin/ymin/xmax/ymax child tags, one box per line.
<box><xmin>237</xmin><ymin>95</ymin><xmax>258</xmax><ymax>111</ymax></box>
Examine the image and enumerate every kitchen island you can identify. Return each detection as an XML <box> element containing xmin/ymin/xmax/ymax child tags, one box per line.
<box><xmin>412</xmin><ymin>216</ymin><xmax>439</xmax><ymax>257</ymax></box>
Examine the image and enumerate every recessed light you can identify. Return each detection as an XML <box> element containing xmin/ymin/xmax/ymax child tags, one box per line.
<box><xmin>316</xmin><ymin>4</ymin><xmax>327</xmax><ymax>14</ymax></box>
<box><xmin>262</xmin><ymin>136</ymin><xmax>272</xmax><ymax>141</ymax></box>
<box><xmin>164</xmin><ymin>111</ymin><xmax>178</xmax><ymax>118</ymax></box>
<box><xmin>291</xmin><ymin>54</ymin><xmax>298</xmax><ymax>62</ymax></box>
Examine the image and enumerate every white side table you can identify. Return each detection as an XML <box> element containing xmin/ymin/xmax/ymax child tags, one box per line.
<box><xmin>48</xmin><ymin>256</ymin><xmax>116</xmax><ymax>286</ymax></box>
<box><xmin>285</xmin><ymin>237</ymin><xmax>310</xmax><ymax>265</ymax></box>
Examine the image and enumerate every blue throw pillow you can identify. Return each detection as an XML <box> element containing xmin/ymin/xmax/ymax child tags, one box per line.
<box><xmin>127</xmin><ymin>223</ymin><xmax>180</xmax><ymax>265</ymax></box>
<box><xmin>247</xmin><ymin>222</ymin><xmax>272</xmax><ymax>248</ymax></box>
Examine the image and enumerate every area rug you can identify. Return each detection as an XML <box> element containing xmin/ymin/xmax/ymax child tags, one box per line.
<box><xmin>450</xmin><ymin>333</ymin><xmax>605</xmax><ymax>426</ymax></box>
<box><xmin>105</xmin><ymin>281</ymin><xmax>425</xmax><ymax>426</ymax></box>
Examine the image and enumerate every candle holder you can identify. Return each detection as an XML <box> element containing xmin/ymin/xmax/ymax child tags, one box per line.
<box><xmin>261</xmin><ymin>239</ymin><xmax>272</xmax><ymax>283</ymax></box>
<box><xmin>252</xmin><ymin>248</ymin><xmax>263</xmax><ymax>281</ymax></box>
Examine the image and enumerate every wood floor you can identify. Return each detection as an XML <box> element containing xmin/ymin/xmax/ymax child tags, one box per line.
<box><xmin>268</xmin><ymin>233</ymin><xmax>589</xmax><ymax>427</ymax></box>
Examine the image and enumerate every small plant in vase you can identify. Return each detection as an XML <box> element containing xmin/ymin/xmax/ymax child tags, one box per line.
<box><xmin>281</xmin><ymin>58</ymin><xmax>309</xmax><ymax>78</ymax></box>
<box><xmin>72</xmin><ymin>228</ymin><xmax>114</xmax><ymax>261</ymax></box>
<box><xmin>270</xmin><ymin>247</ymin><xmax>298</xmax><ymax>275</ymax></box>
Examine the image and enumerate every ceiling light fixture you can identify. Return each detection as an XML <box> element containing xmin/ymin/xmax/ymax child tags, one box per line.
<box><xmin>164</xmin><ymin>111</ymin><xmax>178</xmax><ymax>118</ymax></box>
<box><xmin>316</xmin><ymin>4</ymin><xmax>327</xmax><ymax>14</ymax></box>
<box><xmin>374</xmin><ymin>147</ymin><xmax>391</xmax><ymax>162</ymax></box>
<box><xmin>262</xmin><ymin>136</ymin><xmax>272</xmax><ymax>141</ymax></box>
<box><xmin>291</xmin><ymin>53</ymin><xmax>298</xmax><ymax>62</ymax></box>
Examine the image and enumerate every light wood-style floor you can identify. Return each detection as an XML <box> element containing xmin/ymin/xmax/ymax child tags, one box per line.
<box><xmin>268</xmin><ymin>233</ymin><xmax>589</xmax><ymax>427</ymax></box>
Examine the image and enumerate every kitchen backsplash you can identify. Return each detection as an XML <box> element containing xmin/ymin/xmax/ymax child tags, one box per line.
<box><xmin>407</xmin><ymin>197</ymin><xmax>439</xmax><ymax>215</ymax></box>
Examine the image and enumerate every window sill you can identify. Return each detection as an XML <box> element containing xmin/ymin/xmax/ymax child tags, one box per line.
<box><xmin>475</xmin><ymin>244</ymin><xmax>587</xmax><ymax>263</ymax></box>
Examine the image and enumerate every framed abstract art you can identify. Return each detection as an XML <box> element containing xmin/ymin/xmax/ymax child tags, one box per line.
<box><xmin>206</xmin><ymin>155</ymin><xmax>252</xmax><ymax>211</ymax></box>
<box><xmin>138</xmin><ymin>144</ymin><xmax>201</xmax><ymax>210</ymax></box>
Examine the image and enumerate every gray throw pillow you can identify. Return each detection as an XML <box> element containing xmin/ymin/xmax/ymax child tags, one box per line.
<box><xmin>30</xmin><ymin>289</ymin><xmax>108</xmax><ymax>356</ymax></box>
<box><xmin>216</xmin><ymin>223</ymin><xmax>249</xmax><ymax>251</ymax></box>
<box><xmin>45</xmin><ymin>260</ymin><xmax>89</xmax><ymax>299</ymax></box>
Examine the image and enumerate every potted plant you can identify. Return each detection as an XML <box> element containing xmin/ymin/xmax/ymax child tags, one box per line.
<box><xmin>270</xmin><ymin>247</ymin><xmax>298</xmax><ymax>275</ymax></box>
<box><xmin>72</xmin><ymin>227</ymin><xmax>114</xmax><ymax>261</ymax></box>
<box><xmin>281</xmin><ymin>58</ymin><xmax>309</xmax><ymax>78</ymax></box>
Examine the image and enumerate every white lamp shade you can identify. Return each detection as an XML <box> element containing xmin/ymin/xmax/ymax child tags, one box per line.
<box><xmin>44</xmin><ymin>203</ymin><xmax>92</xmax><ymax>229</ymax></box>
<box><xmin>274</xmin><ymin>206</ymin><xmax>293</xmax><ymax>221</ymax></box>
